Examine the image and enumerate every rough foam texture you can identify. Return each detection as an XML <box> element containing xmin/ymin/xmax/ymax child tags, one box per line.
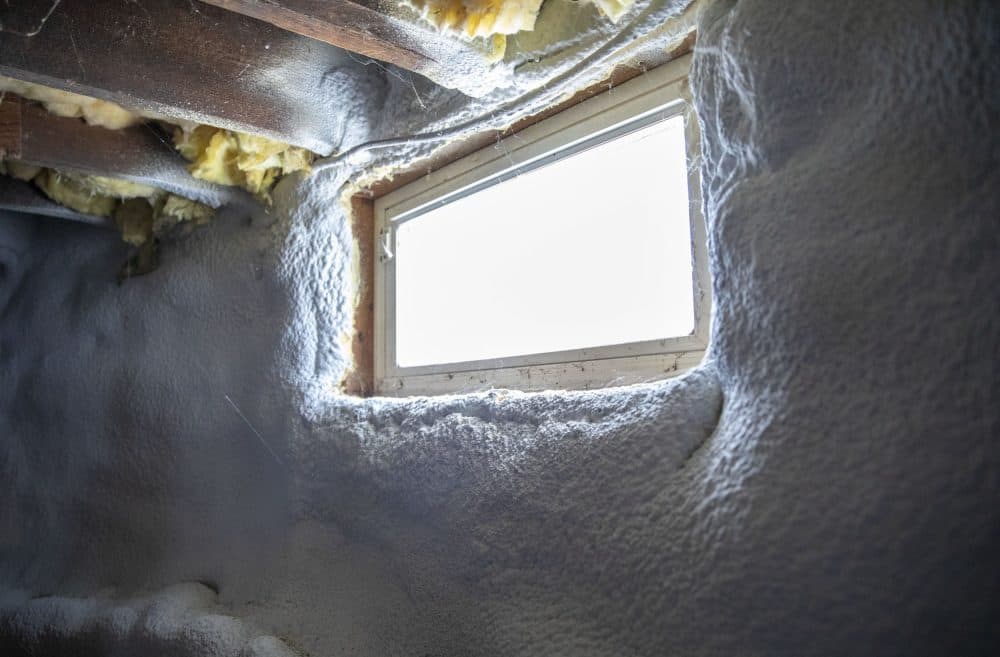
<box><xmin>1</xmin><ymin>1</ymin><xmax>999</xmax><ymax>656</ymax></box>
<box><xmin>0</xmin><ymin>584</ymin><xmax>299</xmax><ymax>657</ymax></box>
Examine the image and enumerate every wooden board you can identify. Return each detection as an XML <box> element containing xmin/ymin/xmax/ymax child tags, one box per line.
<box><xmin>0</xmin><ymin>1</ymin><xmax>62</xmax><ymax>38</ymax></box>
<box><xmin>0</xmin><ymin>176</ymin><xmax>115</xmax><ymax>229</ymax></box>
<box><xmin>14</xmin><ymin>99</ymin><xmax>234</xmax><ymax>208</ymax></box>
<box><xmin>0</xmin><ymin>93</ymin><xmax>21</xmax><ymax>159</ymax></box>
<box><xmin>0</xmin><ymin>0</ymin><xmax>353</xmax><ymax>154</ymax></box>
<box><xmin>199</xmin><ymin>0</ymin><xmax>489</xmax><ymax>93</ymax></box>
<box><xmin>343</xmin><ymin>194</ymin><xmax>376</xmax><ymax>396</ymax></box>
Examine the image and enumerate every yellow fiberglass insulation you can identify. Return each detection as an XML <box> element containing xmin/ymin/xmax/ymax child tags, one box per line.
<box><xmin>31</xmin><ymin>169</ymin><xmax>164</xmax><ymax>218</ymax></box>
<box><xmin>0</xmin><ymin>75</ymin><xmax>142</xmax><ymax>130</ymax></box>
<box><xmin>1</xmin><ymin>77</ymin><xmax>312</xmax><ymax>199</ymax></box>
<box><xmin>153</xmin><ymin>194</ymin><xmax>214</xmax><ymax>234</ymax></box>
<box><xmin>586</xmin><ymin>0</ymin><xmax>636</xmax><ymax>22</ymax></box>
<box><xmin>108</xmin><ymin>195</ymin><xmax>214</xmax><ymax>247</ymax></box>
<box><xmin>173</xmin><ymin>125</ymin><xmax>314</xmax><ymax>200</ymax></box>
<box><xmin>114</xmin><ymin>198</ymin><xmax>155</xmax><ymax>246</ymax></box>
<box><xmin>33</xmin><ymin>169</ymin><xmax>119</xmax><ymax>217</ymax></box>
<box><xmin>0</xmin><ymin>160</ymin><xmax>42</xmax><ymax>182</ymax></box>
<box><xmin>61</xmin><ymin>172</ymin><xmax>161</xmax><ymax>200</ymax></box>
<box><xmin>4</xmin><ymin>164</ymin><xmax>214</xmax><ymax>251</ymax></box>
<box><xmin>401</xmin><ymin>0</ymin><xmax>543</xmax><ymax>38</ymax></box>
<box><xmin>400</xmin><ymin>0</ymin><xmax>637</xmax><ymax>53</ymax></box>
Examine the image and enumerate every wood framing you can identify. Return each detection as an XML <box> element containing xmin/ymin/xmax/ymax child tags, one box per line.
<box><xmin>198</xmin><ymin>0</ymin><xmax>490</xmax><ymax>93</ymax></box>
<box><xmin>342</xmin><ymin>194</ymin><xmax>377</xmax><ymax>397</ymax></box>
<box><xmin>7</xmin><ymin>99</ymin><xmax>232</xmax><ymax>207</ymax></box>
<box><xmin>0</xmin><ymin>0</ymin><xmax>347</xmax><ymax>154</ymax></box>
<box><xmin>0</xmin><ymin>93</ymin><xmax>22</xmax><ymax>159</ymax></box>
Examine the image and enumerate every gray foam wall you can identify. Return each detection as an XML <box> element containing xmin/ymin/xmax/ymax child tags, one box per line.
<box><xmin>1</xmin><ymin>1</ymin><xmax>998</xmax><ymax>655</ymax></box>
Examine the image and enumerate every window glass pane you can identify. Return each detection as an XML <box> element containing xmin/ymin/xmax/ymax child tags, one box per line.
<box><xmin>394</xmin><ymin>114</ymin><xmax>694</xmax><ymax>368</ymax></box>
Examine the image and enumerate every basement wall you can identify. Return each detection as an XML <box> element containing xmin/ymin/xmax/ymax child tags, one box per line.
<box><xmin>1</xmin><ymin>1</ymin><xmax>998</xmax><ymax>655</ymax></box>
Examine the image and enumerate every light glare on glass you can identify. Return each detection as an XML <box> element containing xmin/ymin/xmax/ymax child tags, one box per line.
<box><xmin>394</xmin><ymin>115</ymin><xmax>694</xmax><ymax>368</ymax></box>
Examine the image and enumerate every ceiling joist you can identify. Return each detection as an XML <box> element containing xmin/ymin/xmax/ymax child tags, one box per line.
<box><xmin>0</xmin><ymin>92</ymin><xmax>21</xmax><ymax>159</ymax></box>
<box><xmin>0</xmin><ymin>94</ymin><xmax>233</xmax><ymax>208</ymax></box>
<box><xmin>198</xmin><ymin>0</ymin><xmax>492</xmax><ymax>92</ymax></box>
<box><xmin>0</xmin><ymin>0</ymin><xmax>352</xmax><ymax>154</ymax></box>
<box><xmin>0</xmin><ymin>0</ymin><xmax>494</xmax><ymax>160</ymax></box>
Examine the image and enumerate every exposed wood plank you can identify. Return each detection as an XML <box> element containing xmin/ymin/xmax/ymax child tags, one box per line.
<box><xmin>198</xmin><ymin>0</ymin><xmax>489</xmax><ymax>93</ymax></box>
<box><xmin>0</xmin><ymin>0</ymin><xmax>353</xmax><ymax>154</ymax></box>
<box><xmin>14</xmin><ymin>99</ymin><xmax>234</xmax><ymax>208</ymax></box>
<box><xmin>343</xmin><ymin>194</ymin><xmax>376</xmax><ymax>396</ymax></box>
<box><xmin>0</xmin><ymin>93</ymin><xmax>21</xmax><ymax>159</ymax></box>
<box><xmin>0</xmin><ymin>1</ymin><xmax>61</xmax><ymax>38</ymax></box>
<box><xmin>0</xmin><ymin>176</ymin><xmax>115</xmax><ymax>229</ymax></box>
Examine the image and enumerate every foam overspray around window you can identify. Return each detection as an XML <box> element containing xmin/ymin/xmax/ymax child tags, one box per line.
<box><xmin>394</xmin><ymin>115</ymin><xmax>693</xmax><ymax>368</ymax></box>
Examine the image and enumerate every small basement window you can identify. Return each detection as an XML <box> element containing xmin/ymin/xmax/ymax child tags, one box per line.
<box><xmin>374</xmin><ymin>54</ymin><xmax>708</xmax><ymax>395</ymax></box>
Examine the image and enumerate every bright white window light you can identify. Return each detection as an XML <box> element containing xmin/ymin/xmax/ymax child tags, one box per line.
<box><xmin>393</xmin><ymin>114</ymin><xmax>694</xmax><ymax>368</ymax></box>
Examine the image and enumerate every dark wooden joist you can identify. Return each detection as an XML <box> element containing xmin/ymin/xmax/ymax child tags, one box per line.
<box><xmin>198</xmin><ymin>0</ymin><xmax>491</xmax><ymax>94</ymax></box>
<box><xmin>0</xmin><ymin>176</ymin><xmax>115</xmax><ymax>229</ymax></box>
<box><xmin>8</xmin><ymin>96</ymin><xmax>234</xmax><ymax>208</ymax></box>
<box><xmin>0</xmin><ymin>92</ymin><xmax>21</xmax><ymax>159</ymax></box>
<box><xmin>0</xmin><ymin>0</ymin><xmax>359</xmax><ymax>155</ymax></box>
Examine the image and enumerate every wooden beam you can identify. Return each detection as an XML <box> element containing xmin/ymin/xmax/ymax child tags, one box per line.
<box><xmin>0</xmin><ymin>2</ymin><xmax>63</xmax><ymax>38</ymax></box>
<box><xmin>0</xmin><ymin>0</ymin><xmax>358</xmax><ymax>154</ymax></box>
<box><xmin>13</xmin><ymin>99</ymin><xmax>234</xmax><ymax>208</ymax></box>
<box><xmin>0</xmin><ymin>93</ymin><xmax>21</xmax><ymax>159</ymax></box>
<box><xmin>343</xmin><ymin>194</ymin><xmax>376</xmax><ymax>396</ymax></box>
<box><xmin>198</xmin><ymin>0</ymin><xmax>490</xmax><ymax>93</ymax></box>
<box><xmin>0</xmin><ymin>176</ymin><xmax>115</xmax><ymax>229</ymax></box>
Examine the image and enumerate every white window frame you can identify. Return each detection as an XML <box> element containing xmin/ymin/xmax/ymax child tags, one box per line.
<box><xmin>373</xmin><ymin>54</ymin><xmax>709</xmax><ymax>396</ymax></box>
